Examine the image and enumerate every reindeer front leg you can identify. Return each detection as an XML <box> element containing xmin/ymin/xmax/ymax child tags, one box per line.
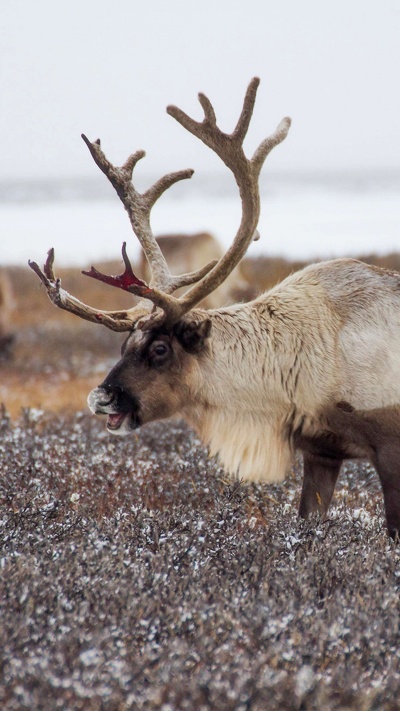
<box><xmin>299</xmin><ymin>452</ymin><xmax>342</xmax><ymax>518</ymax></box>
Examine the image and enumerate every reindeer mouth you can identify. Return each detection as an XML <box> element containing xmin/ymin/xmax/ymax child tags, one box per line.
<box><xmin>107</xmin><ymin>412</ymin><xmax>128</xmax><ymax>431</ymax></box>
<box><xmin>106</xmin><ymin>411</ymin><xmax>141</xmax><ymax>433</ymax></box>
<box><xmin>88</xmin><ymin>387</ymin><xmax>141</xmax><ymax>433</ymax></box>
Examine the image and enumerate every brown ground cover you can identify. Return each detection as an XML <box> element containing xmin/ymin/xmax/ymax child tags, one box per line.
<box><xmin>0</xmin><ymin>255</ymin><xmax>399</xmax><ymax>709</ymax></box>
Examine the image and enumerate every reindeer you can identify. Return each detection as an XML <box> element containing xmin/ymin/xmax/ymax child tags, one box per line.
<box><xmin>231</xmin><ymin>254</ymin><xmax>309</xmax><ymax>303</ymax></box>
<box><xmin>0</xmin><ymin>271</ymin><xmax>15</xmax><ymax>361</ymax></box>
<box><xmin>29</xmin><ymin>78</ymin><xmax>400</xmax><ymax>538</ymax></box>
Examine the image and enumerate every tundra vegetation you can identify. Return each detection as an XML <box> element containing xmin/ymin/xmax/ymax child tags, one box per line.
<box><xmin>0</xmin><ymin>254</ymin><xmax>400</xmax><ymax>709</ymax></box>
<box><xmin>0</xmin><ymin>407</ymin><xmax>400</xmax><ymax>710</ymax></box>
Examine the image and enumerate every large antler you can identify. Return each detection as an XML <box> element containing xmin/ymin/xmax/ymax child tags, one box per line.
<box><xmin>164</xmin><ymin>77</ymin><xmax>291</xmax><ymax>320</ymax></box>
<box><xmin>29</xmin><ymin>78</ymin><xmax>291</xmax><ymax>331</ymax></box>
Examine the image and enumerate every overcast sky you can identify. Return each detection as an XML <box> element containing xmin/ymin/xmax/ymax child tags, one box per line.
<box><xmin>1</xmin><ymin>1</ymin><xmax>400</xmax><ymax>181</ymax></box>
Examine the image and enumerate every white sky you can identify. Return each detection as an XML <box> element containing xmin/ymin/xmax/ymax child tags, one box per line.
<box><xmin>1</xmin><ymin>0</ymin><xmax>400</xmax><ymax>181</ymax></box>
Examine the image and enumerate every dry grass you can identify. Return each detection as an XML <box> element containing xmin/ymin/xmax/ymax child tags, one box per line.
<box><xmin>0</xmin><ymin>372</ymin><xmax>102</xmax><ymax>419</ymax></box>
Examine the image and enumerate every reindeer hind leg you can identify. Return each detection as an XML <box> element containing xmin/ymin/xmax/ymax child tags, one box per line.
<box><xmin>299</xmin><ymin>451</ymin><xmax>342</xmax><ymax>519</ymax></box>
<box><xmin>374</xmin><ymin>444</ymin><xmax>400</xmax><ymax>540</ymax></box>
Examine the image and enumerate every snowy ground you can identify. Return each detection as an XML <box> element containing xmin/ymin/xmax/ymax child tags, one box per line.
<box><xmin>2</xmin><ymin>172</ymin><xmax>400</xmax><ymax>267</ymax></box>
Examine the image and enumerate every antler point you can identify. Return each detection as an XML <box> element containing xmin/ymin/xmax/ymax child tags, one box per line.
<box><xmin>81</xmin><ymin>134</ymin><xmax>101</xmax><ymax>148</ymax></box>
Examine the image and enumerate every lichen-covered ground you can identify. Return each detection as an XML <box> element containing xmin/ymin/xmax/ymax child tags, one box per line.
<box><xmin>0</xmin><ymin>407</ymin><xmax>399</xmax><ymax>710</ymax></box>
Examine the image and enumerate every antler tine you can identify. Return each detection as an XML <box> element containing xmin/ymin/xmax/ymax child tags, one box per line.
<box><xmin>252</xmin><ymin>116</ymin><xmax>292</xmax><ymax>177</ymax></box>
<box><xmin>198</xmin><ymin>93</ymin><xmax>217</xmax><ymax>126</ymax></box>
<box><xmin>144</xmin><ymin>169</ymin><xmax>194</xmax><ymax>210</ymax></box>
<box><xmin>81</xmin><ymin>134</ymin><xmax>146</xmax><ymax>184</ymax></box>
<box><xmin>232</xmin><ymin>76</ymin><xmax>260</xmax><ymax>142</ymax></box>
<box><xmin>169</xmin><ymin>259</ymin><xmax>219</xmax><ymax>291</ymax></box>
<box><xmin>28</xmin><ymin>250</ymin><xmax>137</xmax><ymax>332</ymax></box>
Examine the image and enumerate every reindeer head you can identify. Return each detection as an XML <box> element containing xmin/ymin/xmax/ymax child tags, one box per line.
<box><xmin>29</xmin><ymin>78</ymin><xmax>291</xmax><ymax>432</ymax></box>
<box><xmin>87</xmin><ymin>318</ymin><xmax>212</xmax><ymax>434</ymax></box>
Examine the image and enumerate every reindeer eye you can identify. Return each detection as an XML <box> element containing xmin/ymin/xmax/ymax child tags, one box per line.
<box><xmin>149</xmin><ymin>340</ymin><xmax>170</xmax><ymax>362</ymax></box>
<box><xmin>154</xmin><ymin>344</ymin><xmax>168</xmax><ymax>356</ymax></box>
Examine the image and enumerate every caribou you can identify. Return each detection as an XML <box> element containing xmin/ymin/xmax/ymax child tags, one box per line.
<box><xmin>0</xmin><ymin>272</ymin><xmax>15</xmax><ymax>361</ymax></box>
<box><xmin>30</xmin><ymin>78</ymin><xmax>400</xmax><ymax>538</ymax></box>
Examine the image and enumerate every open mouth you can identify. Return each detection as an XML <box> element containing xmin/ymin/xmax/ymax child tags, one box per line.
<box><xmin>106</xmin><ymin>411</ymin><xmax>140</xmax><ymax>432</ymax></box>
<box><xmin>88</xmin><ymin>387</ymin><xmax>141</xmax><ymax>433</ymax></box>
<box><xmin>107</xmin><ymin>413</ymin><xmax>128</xmax><ymax>431</ymax></box>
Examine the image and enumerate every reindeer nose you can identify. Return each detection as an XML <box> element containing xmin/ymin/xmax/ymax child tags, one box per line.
<box><xmin>87</xmin><ymin>387</ymin><xmax>114</xmax><ymax>414</ymax></box>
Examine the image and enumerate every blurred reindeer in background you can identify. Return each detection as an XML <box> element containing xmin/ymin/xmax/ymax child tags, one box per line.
<box><xmin>0</xmin><ymin>271</ymin><xmax>15</xmax><ymax>361</ymax></box>
<box><xmin>30</xmin><ymin>77</ymin><xmax>400</xmax><ymax>538</ymax></box>
<box><xmin>139</xmin><ymin>232</ymin><xmax>244</xmax><ymax>309</ymax></box>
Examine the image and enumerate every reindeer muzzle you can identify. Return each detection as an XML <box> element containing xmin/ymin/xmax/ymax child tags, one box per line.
<box><xmin>87</xmin><ymin>386</ymin><xmax>141</xmax><ymax>434</ymax></box>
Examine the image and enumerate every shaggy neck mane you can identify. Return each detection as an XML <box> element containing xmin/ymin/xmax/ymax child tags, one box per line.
<box><xmin>193</xmin><ymin>408</ymin><xmax>294</xmax><ymax>483</ymax></box>
<box><xmin>182</xmin><ymin>304</ymin><xmax>295</xmax><ymax>482</ymax></box>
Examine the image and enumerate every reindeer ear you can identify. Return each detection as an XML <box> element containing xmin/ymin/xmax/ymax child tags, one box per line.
<box><xmin>174</xmin><ymin>318</ymin><xmax>212</xmax><ymax>353</ymax></box>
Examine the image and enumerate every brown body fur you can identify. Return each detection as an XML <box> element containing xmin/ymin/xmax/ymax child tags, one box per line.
<box><xmin>294</xmin><ymin>402</ymin><xmax>400</xmax><ymax>539</ymax></box>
